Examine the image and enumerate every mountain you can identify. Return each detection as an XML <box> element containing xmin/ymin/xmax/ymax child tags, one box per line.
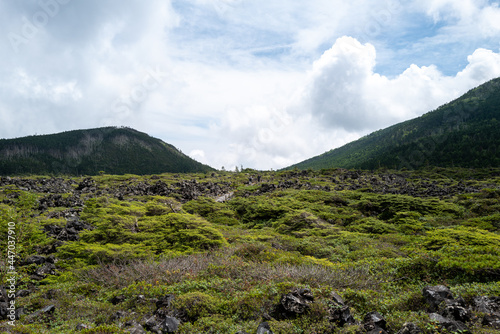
<box><xmin>288</xmin><ymin>77</ymin><xmax>500</xmax><ymax>170</ymax></box>
<box><xmin>0</xmin><ymin>127</ymin><xmax>214</xmax><ymax>175</ymax></box>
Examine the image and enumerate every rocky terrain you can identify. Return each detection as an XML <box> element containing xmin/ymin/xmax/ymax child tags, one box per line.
<box><xmin>1</xmin><ymin>168</ymin><xmax>499</xmax><ymax>333</ymax></box>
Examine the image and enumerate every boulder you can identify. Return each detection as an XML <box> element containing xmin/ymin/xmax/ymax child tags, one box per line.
<box><xmin>32</xmin><ymin>263</ymin><xmax>56</xmax><ymax>280</ymax></box>
<box><xmin>327</xmin><ymin>292</ymin><xmax>356</xmax><ymax>327</ymax></box>
<box><xmin>438</xmin><ymin>297</ymin><xmax>470</xmax><ymax>322</ymax></box>
<box><xmin>429</xmin><ymin>313</ymin><xmax>470</xmax><ymax>334</ymax></box>
<box><xmin>256</xmin><ymin>322</ymin><xmax>273</xmax><ymax>334</ymax></box>
<box><xmin>271</xmin><ymin>288</ymin><xmax>314</xmax><ymax>320</ymax></box>
<box><xmin>126</xmin><ymin>322</ymin><xmax>147</xmax><ymax>334</ymax></box>
<box><xmin>364</xmin><ymin>311</ymin><xmax>387</xmax><ymax>329</ymax></box>
<box><xmin>16</xmin><ymin>290</ymin><xmax>31</xmax><ymax>298</ymax></box>
<box><xmin>154</xmin><ymin>294</ymin><xmax>175</xmax><ymax>319</ymax></box>
<box><xmin>473</xmin><ymin>296</ymin><xmax>500</xmax><ymax>329</ymax></box>
<box><xmin>422</xmin><ymin>285</ymin><xmax>454</xmax><ymax>312</ymax></box>
<box><xmin>144</xmin><ymin>316</ymin><xmax>161</xmax><ymax>333</ymax></box>
<box><xmin>363</xmin><ymin>311</ymin><xmax>387</xmax><ymax>333</ymax></box>
<box><xmin>482</xmin><ymin>313</ymin><xmax>500</xmax><ymax>329</ymax></box>
<box><xmin>396</xmin><ymin>322</ymin><xmax>422</xmax><ymax>334</ymax></box>
<box><xmin>159</xmin><ymin>316</ymin><xmax>180</xmax><ymax>333</ymax></box>
<box><xmin>24</xmin><ymin>305</ymin><xmax>56</xmax><ymax>323</ymax></box>
<box><xmin>76</xmin><ymin>177</ymin><xmax>96</xmax><ymax>192</ymax></box>
<box><xmin>0</xmin><ymin>303</ymin><xmax>8</xmax><ymax>320</ymax></box>
<box><xmin>22</xmin><ymin>255</ymin><xmax>46</xmax><ymax>265</ymax></box>
<box><xmin>76</xmin><ymin>323</ymin><xmax>92</xmax><ymax>330</ymax></box>
<box><xmin>473</xmin><ymin>296</ymin><xmax>500</xmax><ymax>314</ymax></box>
<box><xmin>110</xmin><ymin>295</ymin><xmax>126</xmax><ymax>305</ymax></box>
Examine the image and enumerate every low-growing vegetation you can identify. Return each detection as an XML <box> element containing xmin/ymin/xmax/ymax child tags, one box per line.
<box><xmin>1</xmin><ymin>167</ymin><xmax>500</xmax><ymax>333</ymax></box>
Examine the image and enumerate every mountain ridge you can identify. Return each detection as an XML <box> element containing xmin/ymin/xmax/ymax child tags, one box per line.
<box><xmin>0</xmin><ymin>126</ymin><xmax>214</xmax><ymax>175</ymax></box>
<box><xmin>287</xmin><ymin>77</ymin><xmax>500</xmax><ymax>170</ymax></box>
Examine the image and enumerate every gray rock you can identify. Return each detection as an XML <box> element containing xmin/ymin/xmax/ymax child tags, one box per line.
<box><xmin>473</xmin><ymin>296</ymin><xmax>500</xmax><ymax>314</ymax></box>
<box><xmin>16</xmin><ymin>290</ymin><xmax>31</xmax><ymax>298</ymax></box>
<box><xmin>22</xmin><ymin>255</ymin><xmax>46</xmax><ymax>265</ymax></box>
<box><xmin>144</xmin><ymin>316</ymin><xmax>162</xmax><ymax>334</ymax></box>
<box><xmin>363</xmin><ymin>311</ymin><xmax>387</xmax><ymax>330</ymax></box>
<box><xmin>423</xmin><ymin>285</ymin><xmax>453</xmax><ymax>312</ymax></box>
<box><xmin>256</xmin><ymin>322</ymin><xmax>273</xmax><ymax>334</ymax></box>
<box><xmin>76</xmin><ymin>323</ymin><xmax>92</xmax><ymax>330</ymax></box>
<box><xmin>438</xmin><ymin>297</ymin><xmax>470</xmax><ymax>322</ymax></box>
<box><xmin>159</xmin><ymin>316</ymin><xmax>180</xmax><ymax>333</ymax></box>
<box><xmin>429</xmin><ymin>313</ymin><xmax>470</xmax><ymax>334</ymax></box>
<box><xmin>271</xmin><ymin>288</ymin><xmax>314</xmax><ymax>319</ymax></box>
<box><xmin>482</xmin><ymin>313</ymin><xmax>500</xmax><ymax>329</ymax></box>
<box><xmin>24</xmin><ymin>305</ymin><xmax>56</xmax><ymax>323</ymax></box>
<box><xmin>328</xmin><ymin>292</ymin><xmax>356</xmax><ymax>327</ymax></box>
<box><xmin>126</xmin><ymin>322</ymin><xmax>147</xmax><ymax>334</ymax></box>
<box><xmin>396</xmin><ymin>322</ymin><xmax>422</xmax><ymax>334</ymax></box>
<box><xmin>110</xmin><ymin>294</ymin><xmax>126</xmax><ymax>305</ymax></box>
<box><xmin>32</xmin><ymin>263</ymin><xmax>56</xmax><ymax>280</ymax></box>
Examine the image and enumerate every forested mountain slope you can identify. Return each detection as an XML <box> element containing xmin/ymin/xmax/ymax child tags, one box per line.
<box><xmin>0</xmin><ymin>127</ymin><xmax>213</xmax><ymax>175</ymax></box>
<box><xmin>288</xmin><ymin>77</ymin><xmax>500</xmax><ymax>170</ymax></box>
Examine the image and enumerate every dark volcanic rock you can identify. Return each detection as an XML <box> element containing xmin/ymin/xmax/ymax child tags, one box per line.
<box><xmin>76</xmin><ymin>177</ymin><xmax>97</xmax><ymax>192</ymax></box>
<box><xmin>44</xmin><ymin>218</ymin><xmax>93</xmax><ymax>242</ymax></box>
<box><xmin>396</xmin><ymin>322</ymin><xmax>422</xmax><ymax>334</ymax></box>
<box><xmin>473</xmin><ymin>296</ymin><xmax>500</xmax><ymax>329</ymax></box>
<box><xmin>110</xmin><ymin>295</ymin><xmax>126</xmax><ymax>305</ymax></box>
<box><xmin>327</xmin><ymin>292</ymin><xmax>356</xmax><ymax>327</ymax></box>
<box><xmin>22</xmin><ymin>255</ymin><xmax>47</xmax><ymax>265</ymax></box>
<box><xmin>271</xmin><ymin>288</ymin><xmax>314</xmax><ymax>320</ymax></box>
<box><xmin>126</xmin><ymin>322</ymin><xmax>146</xmax><ymax>334</ymax></box>
<box><xmin>473</xmin><ymin>296</ymin><xmax>500</xmax><ymax>314</ymax></box>
<box><xmin>429</xmin><ymin>312</ymin><xmax>470</xmax><ymax>334</ymax></box>
<box><xmin>38</xmin><ymin>194</ymin><xmax>83</xmax><ymax>210</ymax></box>
<box><xmin>31</xmin><ymin>263</ymin><xmax>56</xmax><ymax>280</ymax></box>
<box><xmin>24</xmin><ymin>305</ymin><xmax>56</xmax><ymax>323</ymax></box>
<box><xmin>438</xmin><ymin>296</ymin><xmax>470</xmax><ymax>322</ymax></box>
<box><xmin>482</xmin><ymin>313</ymin><xmax>500</xmax><ymax>329</ymax></box>
<box><xmin>16</xmin><ymin>290</ymin><xmax>31</xmax><ymax>298</ymax></box>
<box><xmin>256</xmin><ymin>322</ymin><xmax>273</xmax><ymax>334</ymax></box>
<box><xmin>363</xmin><ymin>311</ymin><xmax>387</xmax><ymax>333</ymax></box>
<box><xmin>423</xmin><ymin>285</ymin><xmax>454</xmax><ymax>312</ymax></box>
<box><xmin>159</xmin><ymin>316</ymin><xmax>180</xmax><ymax>333</ymax></box>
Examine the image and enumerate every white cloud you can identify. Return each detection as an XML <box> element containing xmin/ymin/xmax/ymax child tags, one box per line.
<box><xmin>296</xmin><ymin>36</ymin><xmax>500</xmax><ymax>136</ymax></box>
<box><xmin>1</xmin><ymin>0</ymin><xmax>500</xmax><ymax>171</ymax></box>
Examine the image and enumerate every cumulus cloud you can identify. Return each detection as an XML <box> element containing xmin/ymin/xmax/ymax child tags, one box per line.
<box><xmin>295</xmin><ymin>36</ymin><xmax>500</xmax><ymax>136</ymax></box>
<box><xmin>1</xmin><ymin>0</ymin><xmax>500</xmax><ymax>170</ymax></box>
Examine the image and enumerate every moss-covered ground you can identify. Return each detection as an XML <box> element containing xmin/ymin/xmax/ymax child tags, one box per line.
<box><xmin>1</xmin><ymin>167</ymin><xmax>499</xmax><ymax>333</ymax></box>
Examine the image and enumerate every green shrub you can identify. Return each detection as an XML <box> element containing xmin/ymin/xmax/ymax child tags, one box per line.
<box><xmin>462</xmin><ymin>213</ymin><xmax>500</xmax><ymax>232</ymax></box>
<box><xmin>172</xmin><ymin>291</ymin><xmax>219</xmax><ymax>321</ymax></box>
<box><xmin>424</xmin><ymin>226</ymin><xmax>500</xmax><ymax>250</ymax></box>
<box><xmin>56</xmin><ymin>242</ymin><xmax>153</xmax><ymax>265</ymax></box>
<box><xmin>347</xmin><ymin>217</ymin><xmax>396</xmax><ymax>234</ymax></box>
<box><xmin>183</xmin><ymin>197</ymin><xmax>239</xmax><ymax>226</ymax></box>
<box><xmin>273</xmin><ymin>210</ymin><xmax>333</xmax><ymax>234</ymax></box>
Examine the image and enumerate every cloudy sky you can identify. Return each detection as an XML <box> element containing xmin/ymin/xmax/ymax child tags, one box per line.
<box><xmin>1</xmin><ymin>0</ymin><xmax>500</xmax><ymax>170</ymax></box>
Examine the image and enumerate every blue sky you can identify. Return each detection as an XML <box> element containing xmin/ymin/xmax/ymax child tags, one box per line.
<box><xmin>1</xmin><ymin>0</ymin><xmax>500</xmax><ymax>170</ymax></box>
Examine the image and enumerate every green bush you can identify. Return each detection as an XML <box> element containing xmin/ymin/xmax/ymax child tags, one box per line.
<box><xmin>183</xmin><ymin>197</ymin><xmax>239</xmax><ymax>226</ymax></box>
<box><xmin>172</xmin><ymin>291</ymin><xmax>219</xmax><ymax>321</ymax></box>
<box><xmin>347</xmin><ymin>217</ymin><xmax>396</xmax><ymax>234</ymax></box>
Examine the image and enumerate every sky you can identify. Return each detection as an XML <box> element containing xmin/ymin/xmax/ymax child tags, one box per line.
<box><xmin>1</xmin><ymin>0</ymin><xmax>500</xmax><ymax>170</ymax></box>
